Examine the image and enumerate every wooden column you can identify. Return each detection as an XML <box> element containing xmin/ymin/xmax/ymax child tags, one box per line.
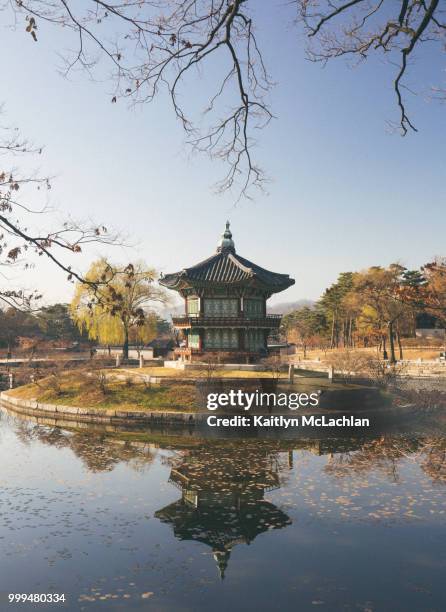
<box><xmin>239</xmin><ymin>328</ymin><xmax>246</xmax><ymax>351</ymax></box>
<box><xmin>199</xmin><ymin>328</ymin><xmax>204</xmax><ymax>351</ymax></box>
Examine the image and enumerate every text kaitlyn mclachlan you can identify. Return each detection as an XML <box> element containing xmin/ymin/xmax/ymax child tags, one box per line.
<box><xmin>207</xmin><ymin>415</ymin><xmax>370</xmax><ymax>428</ymax></box>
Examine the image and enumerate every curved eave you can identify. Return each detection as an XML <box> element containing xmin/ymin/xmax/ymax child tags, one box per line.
<box><xmin>159</xmin><ymin>271</ymin><xmax>187</xmax><ymax>291</ymax></box>
<box><xmin>160</xmin><ymin>253</ymin><xmax>295</xmax><ymax>295</ymax></box>
<box><xmin>266</xmin><ymin>276</ymin><xmax>295</xmax><ymax>295</ymax></box>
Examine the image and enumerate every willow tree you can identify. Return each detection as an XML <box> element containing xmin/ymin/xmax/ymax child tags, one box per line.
<box><xmin>71</xmin><ymin>258</ymin><xmax>166</xmax><ymax>359</ymax></box>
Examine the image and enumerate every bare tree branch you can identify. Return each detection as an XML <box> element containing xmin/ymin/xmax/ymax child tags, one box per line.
<box><xmin>8</xmin><ymin>0</ymin><xmax>274</xmax><ymax>199</ymax></box>
<box><xmin>4</xmin><ymin>1</ymin><xmax>445</xmax><ymax>195</ymax></box>
<box><xmin>0</xmin><ymin>110</ymin><xmax>121</xmax><ymax>310</ymax></box>
<box><xmin>296</xmin><ymin>0</ymin><xmax>446</xmax><ymax>134</ymax></box>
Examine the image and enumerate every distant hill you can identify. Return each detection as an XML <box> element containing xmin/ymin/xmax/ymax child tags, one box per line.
<box><xmin>268</xmin><ymin>299</ymin><xmax>315</xmax><ymax>315</ymax></box>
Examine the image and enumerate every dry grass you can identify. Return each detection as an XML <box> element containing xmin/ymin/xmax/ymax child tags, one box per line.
<box><xmin>6</xmin><ymin>363</ymin><xmax>290</xmax><ymax>414</ymax></box>
<box><xmin>7</xmin><ymin>372</ymin><xmax>197</xmax><ymax>412</ymax></box>
<box><xmin>118</xmin><ymin>366</ymin><xmax>287</xmax><ymax>380</ymax></box>
<box><xmin>4</xmin><ymin>384</ymin><xmax>40</xmax><ymax>400</ymax></box>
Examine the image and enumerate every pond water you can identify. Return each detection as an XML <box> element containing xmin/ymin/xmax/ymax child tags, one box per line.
<box><xmin>0</xmin><ymin>406</ymin><xmax>445</xmax><ymax>611</ymax></box>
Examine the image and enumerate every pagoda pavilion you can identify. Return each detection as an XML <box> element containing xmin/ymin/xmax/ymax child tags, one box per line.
<box><xmin>160</xmin><ymin>222</ymin><xmax>295</xmax><ymax>362</ymax></box>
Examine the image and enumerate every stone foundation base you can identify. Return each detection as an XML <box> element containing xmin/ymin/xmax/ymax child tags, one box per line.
<box><xmin>174</xmin><ymin>348</ymin><xmax>263</xmax><ymax>364</ymax></box>
<box><xmin>163</xmin><ymin>360</ymin><xmax>277</xmax><ymax>372</ymax></box>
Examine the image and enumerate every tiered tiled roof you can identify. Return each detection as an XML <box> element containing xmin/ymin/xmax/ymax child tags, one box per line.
<box><xmin>160</xmin><ymin>222</ymin><xmax>294</xmax><ymax>293</ymax></box>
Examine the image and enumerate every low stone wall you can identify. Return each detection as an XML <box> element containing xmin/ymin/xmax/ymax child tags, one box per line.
<box><xmin>96</xmin><ymin>347</ymin><xmax>155</xmax><ymax>360</ymax></box>
<box><xmin>291</xmin><ymin>358</ymin><xmax>446</xmax><ymax>380</ymax></box>
<box><xmin>0</xmin><ymin>391</ymin><xmax>205</xmax><ymax>426</ymax></box>
<box><xmin>107</xmin><ymin>372</ymin><xmax>182</xmax><ymax>386</ymax></box>
<box><xmin>112</xmin><ymin>371</ymin><xmax>291</xmax><ymax>387</ymax></box>
<box><xmin>164</xmin><ymin>361</ymin><xmax>285</xmax><ymax>372</ymax></box>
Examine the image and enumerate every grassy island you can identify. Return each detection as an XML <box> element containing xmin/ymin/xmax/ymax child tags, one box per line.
<box><xmin>6</xmin><ymin>372</ymin><xmax>198</xmax><ymax>412</ymax></box>
<box><xmin>3</xmin><ymin>362</ymin><xmax>396</xmax><ymax>419</ymax></box>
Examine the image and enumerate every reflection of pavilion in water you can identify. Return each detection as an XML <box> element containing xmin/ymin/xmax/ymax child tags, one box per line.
<box><xmin>155</xmin><ymin>445</ymin><xmax>292</xmax><ymax>578</ymax></box>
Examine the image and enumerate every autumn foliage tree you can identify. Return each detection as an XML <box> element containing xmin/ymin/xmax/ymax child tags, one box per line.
<box><xmin>283</xmin><ymin>262</ymin><xmax>442</xmax><ymax>363</ymax></box>
<box><xmin>420</xmin><ymin>259</ymin><xmax>446</xmax><ymax>324</ymax></box>
<box><xmin>282</xmin><ymin>306</ymin><xmax>327</xmax><ymax>357</ymax></box>
<box><xmin>350</xmin><ymin>265</ymin><xmax>412</xmax><ymax>363</ymax></box>
<box><xmin>70</xmin><ymin>258</ymin><xmax>167</xmax><ymax>359</ymax></box>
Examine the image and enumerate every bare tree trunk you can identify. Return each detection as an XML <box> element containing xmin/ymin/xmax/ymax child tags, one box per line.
<box><xmin>123</xmin><ymin>325</ymin><xmax>129</xmax><ymax>361</ymax></box>
<box><xmin>396</xmin><ymin>329</ymin><xmax>403</xmax><ymax>360</ymax></box>
<box><xmin>388</xmin><ymin>322</ymin><xmax>396</xmax><ymax>364</ymax></box>
<box><xmin>330</xmin><ymin>312</ymin><xmax>336</xmax><ymax>349</ymax></box>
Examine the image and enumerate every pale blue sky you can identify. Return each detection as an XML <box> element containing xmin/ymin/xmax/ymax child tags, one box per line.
<box><xmin>2</xmin><ymin>3</ymin><xmax>445</xmax><ymax>307</ymax></box>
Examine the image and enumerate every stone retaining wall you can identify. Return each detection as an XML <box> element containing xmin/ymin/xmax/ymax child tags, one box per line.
<box><xmin>0</xmin><ymin>391</ymin><xmax>205</xmax><ymax>426</ymax></box>
<box><xmin>292</xmin><ymin>359</ymin><xmax>446</xmax><ymax>380</ymax></box>
<box><xmin>163</xmin><ymin>361</ymin><xmax>284</xmax><ymax>372</ymax></box>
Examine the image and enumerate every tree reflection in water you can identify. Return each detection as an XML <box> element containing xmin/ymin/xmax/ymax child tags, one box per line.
<box><xmin>7</xmin><ymin>410</ymin><xmax>445</xmax><ymax>489</ymax></box>
<box><xmin>1</xmin><ymin>406</ymin><xmax>445</xmax><ymax>609</ymax></box>
<box><xmin>4</xmin><ymin>409</ymin><xmax>446</xmax><ymax>580</ymax></box>
<box><xmin>154</xmin><ymin>435</ymin><xmax>446</xmax><ymax>577</ymax></box>
<box><xmin>10</xmin><ymin>418</ymin><xmax>157</xmax><ymax>473</ymax></box>
<box><xmin>323</xmin><ymin>435</ymin><xmax>446</xmax><ymax>484</ymax></box>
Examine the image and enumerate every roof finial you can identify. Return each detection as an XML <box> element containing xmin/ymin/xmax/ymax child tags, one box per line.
<box><xmin>217</xmin><ymin>221</ymin><xmax>235</xmax><ymax>253</ymax></box>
